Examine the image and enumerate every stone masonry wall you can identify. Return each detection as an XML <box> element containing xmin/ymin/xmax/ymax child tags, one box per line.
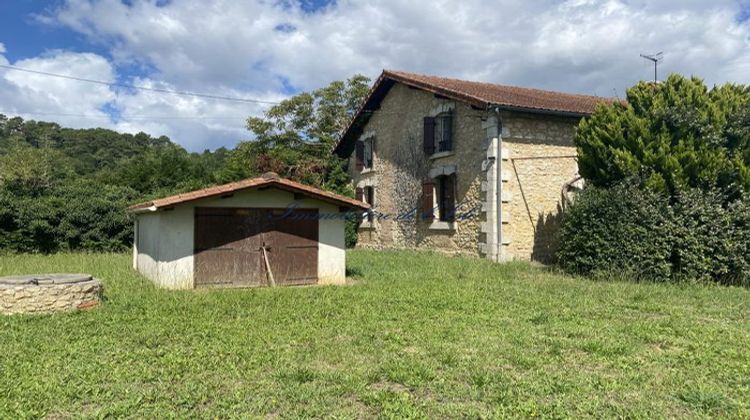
<box><xmin>349</xmin><ymin>83</ymin><xmax>487</xmax><ymax>257</ymax></box>
<box><xmin>348</xmin><ymin>82</ymin><xmax>582</xmax><ymax>262</ymax></box>
<box><xmin>0</xmin><ymin>280</ymin><xmax>103</xmax><ymax>315</ymax></box>
<box><xmin>500</xmin><ymin>112</ymin><xmax>580</xmax><ymax>262</ymax></box>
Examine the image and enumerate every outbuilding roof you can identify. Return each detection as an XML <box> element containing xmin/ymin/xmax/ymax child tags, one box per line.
<box><xmin>334</xmin><ymin>69</ymin><xmax>618</xmax><ymax>156</ymax></box>
<box><xmin>128</xmin><ymin>172</ymin><xmax>370</xmax><ymax>212</ymax></box>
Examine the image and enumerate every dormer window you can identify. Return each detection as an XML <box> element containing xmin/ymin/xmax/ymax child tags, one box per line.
<box><xmin>423</xmin><ymin>112</ymin><xmax>453</xmax><ymax>155</ymax></box>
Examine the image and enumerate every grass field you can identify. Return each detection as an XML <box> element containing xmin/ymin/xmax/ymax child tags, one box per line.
<box><xmin>1</xmin><ymin>250</ymin><xmax>749</xmax><ymax>418</ymax></box>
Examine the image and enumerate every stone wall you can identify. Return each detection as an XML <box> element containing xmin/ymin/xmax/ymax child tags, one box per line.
<box><xmin>500</xmin><ymin>112</ymin><xmax>580</xmax><ymax>262</ymax></box>
<box><xmin>347</xmin><ymin>82</ymin><xmax>582</xmax><ymax>262</ymax></box>
<box><xmin>349</xmin><ymin>83</ymin><xmax>487</xmax><ymax>257</ymax></box>
<box><xmin>0</xmin><ymin>279</ymin><xmax>103</xmax><ymax>315</ymax></box>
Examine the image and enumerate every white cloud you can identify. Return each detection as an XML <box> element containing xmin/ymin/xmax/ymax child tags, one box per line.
<box><xmin>4</xmin><ymin>0</ymin><xmax>749</xmax><ymax>150</ymax></box>
<box><xmin>0</xmin><ymin>48</ymin><xmax>283</xmax><ymax>150</ymax></box>
<box><xmin>0</xmin><ymin>50</ymin><xmax>115</xmax><ymax>126</ymax></box>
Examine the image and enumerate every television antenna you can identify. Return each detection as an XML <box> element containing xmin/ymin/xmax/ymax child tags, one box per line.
<box><xmin>640</xmin><ymin>52</ymin><xmax>663</xmax><ymax>83</ymax></box>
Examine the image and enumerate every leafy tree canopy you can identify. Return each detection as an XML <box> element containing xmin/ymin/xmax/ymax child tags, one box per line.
<box><xmin>576</xmin><ymin>74</ymin><xmax>750</xmax><ymax>198</ymax></box>
<box><xmin>224</xmin><ymin>74</ymin><xmax>370</xmax><ymax>192</ymax></box>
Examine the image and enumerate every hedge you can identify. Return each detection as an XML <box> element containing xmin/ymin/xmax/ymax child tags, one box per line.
<box><xmin>558</xmin><ymin>184</ymin><xmax>750</xmax><ymax>286</ymax></box>
<box><xmin>0</xmin><ymin>180</ymin><xmax>138</xmax><ymax>253</ymax></box>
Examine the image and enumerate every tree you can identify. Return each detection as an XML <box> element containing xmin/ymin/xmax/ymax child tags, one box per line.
<box><xmin>575</xmin><ymin>74</ymin><xmax>750</xmax><ymax>198</ymax></box>
<box><xmin>0</xmin><ymin>144</ymin><xmax>74</xmax><ymax>195</ymax></box>
<box><xmin>223</xmin><ymin>74</ymin><xmax>370</xmax><ymax>191</ymax></box>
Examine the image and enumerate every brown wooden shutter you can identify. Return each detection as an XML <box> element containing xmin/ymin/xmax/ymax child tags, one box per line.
<box><xmin>355</xmin><ymin>141</ymin><xmax>364</xmax><ymax>171</ymax></box>
<box><xmin>366</xmin><ymin>187</ymin><xmax>375</xmax><ymax>207</ymax></box>
<box><xmin>443</xmin><ymin>113</ymin><xmax>453</xmax><ymax>151</ymax></box>
<box><xmin>444</xmin><ymin>174</ymin><xmax>456</xmax><ymax>221</ymax></box>
<box><xmin>422</xmin><ymin>179</ymin><xmax>435</xmax><ymax>220</ymax></box>
<box><xmin>366</xmin><ymin>187</ymin><xmax>374</xmax><ymax>222</ymax></box>
<box><xmin>423</xmin><ymin>117</ymin><xmax>435</xmax><ymax>155</ymax></box>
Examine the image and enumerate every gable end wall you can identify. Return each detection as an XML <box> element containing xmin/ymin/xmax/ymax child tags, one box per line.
<box><xmin>347</xmin><ymin>82</ymin><xmax>582</xmax><ymax>262</ymax></box>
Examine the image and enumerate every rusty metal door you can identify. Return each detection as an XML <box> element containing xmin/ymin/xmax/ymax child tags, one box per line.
<box><xmin>194</xmin><ymin>207</ymin><xmax>318</xmax><ymax>288</ymax></box>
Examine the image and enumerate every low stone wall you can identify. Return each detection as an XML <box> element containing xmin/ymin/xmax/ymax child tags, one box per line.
<box><xmin>0</xmin><ymin>279</ymin><xmax>103</xmax><ymax>315</ymax></box>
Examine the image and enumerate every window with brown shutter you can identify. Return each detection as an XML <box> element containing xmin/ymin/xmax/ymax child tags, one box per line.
<box><xmin>421</xmin><ymin>179</ymin><xmax>435</xmax><ymax>220</ymax></box>
<box><xmin>438</xmin><ymin>174</ymin><xmax>456</xmax><ymax>222</ymax></box>
<box><xmin>439</xmin><ymin>112</ymin><xmax>453</xmax><ymax>152</ymax></box>
<box><xmin>365</xmin><ymin>186</ymin><xmax>374</xmax><ymax>222</ymax></box>
<box><xmin>423</xmin><ymin>117</ymin><xmax>435</xmax><ymax>155</ymax></box>
<box><xmin>434</xmin><ymin>112</ymin><xmax>453</xmax><ymax>153</ymax></box>
<box><xmin>355</xmin><ymin>141</ymin><xmax>364</xmax><ymax>171</ymax></box>
<box><xmin>363</xmin><ymin>139</ymin><xmax>373</xmax><ymax>169</ymax></box>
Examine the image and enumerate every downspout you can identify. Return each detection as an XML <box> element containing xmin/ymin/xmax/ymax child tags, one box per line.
<box><xmin>493</xmin><ymin>107</ymin><xmax>503</xmax><ymax>262</ymax></box>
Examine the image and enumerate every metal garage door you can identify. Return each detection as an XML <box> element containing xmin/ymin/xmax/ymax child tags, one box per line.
<box><xmin>194</xmin><ymin>207</ymin><xmax>318</xmax><ymax>288</ymax></box>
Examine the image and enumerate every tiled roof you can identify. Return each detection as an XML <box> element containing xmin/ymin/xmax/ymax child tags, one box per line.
<box><xmin>384</xmin><ymin>70</ymin><xmax>616</xmax><ymax>115</ymax></box>
<box><xmin>334</xmin><ymin>69</ymin><xmax>618</xmax><ymax>156</ymax></box>
<box><xmin>128</xmin><ymin>172</ymin><xmax>369</xmax><ymax>212</ymax></box>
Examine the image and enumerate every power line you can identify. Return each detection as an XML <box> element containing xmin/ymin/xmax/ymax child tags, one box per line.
<box><xmin>0</xmin><ymin>110</ymin><xmax>251</xmax><ymax>120</ymax></box>
<box><xmin>0</xmin><ymin>64</ymin><xmax>282</xmax><ymax>105</ymax></box>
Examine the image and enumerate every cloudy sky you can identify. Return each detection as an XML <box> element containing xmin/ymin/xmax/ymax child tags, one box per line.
<box><xmin>1</xmin><ymin>0</ymin><xmax>749</xmax><ymax>151</ymax></box>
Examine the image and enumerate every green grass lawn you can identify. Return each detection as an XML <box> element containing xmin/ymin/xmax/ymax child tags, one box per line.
<box><xmin>1</xmin><ymin>251</ymin><xmax>749</xmax><ymax>418</ymax></box>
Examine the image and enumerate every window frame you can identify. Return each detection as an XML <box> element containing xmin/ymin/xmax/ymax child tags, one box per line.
<box><xmin>433</xmin><ymin>112</ymin><xmax>453</xmax><ymax>153</ymax></box>
<box><xmin>435</xmin><ymin>175</ymin><xmax>455</xmax><ymax>222</ymax></box>
<box><xmin>362</xmin><ymin>137</ymin><xmax>374</xmax><ymax>170</ymax></box>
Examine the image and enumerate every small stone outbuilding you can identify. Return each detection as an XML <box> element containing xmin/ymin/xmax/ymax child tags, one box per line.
<box><xmin>128</xmin><ymin>173</ymin><xmax>368</xmax><ymax>289</ymax></box>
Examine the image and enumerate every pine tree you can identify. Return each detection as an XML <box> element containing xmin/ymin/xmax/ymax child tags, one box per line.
<box><xmin>576</xmin><ymin>74</ymin><xmax>750</xmax><ymax>199</ymax></box>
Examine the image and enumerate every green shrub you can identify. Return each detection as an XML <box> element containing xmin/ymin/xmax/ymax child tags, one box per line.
<box><xmin>557</xmin><ymin>183</ymin><xmax>673</xmax><ymax>281</ymax></box>
<box><xmin>575</xmin><ymin>75</ymin><xmax>750</xmax><ymax>197</ymax></box>
<box><xmin>559</xmin><ymin>184</ymin><xmax>750</xmax><ymax>286</ymax></box>
<box><xmin>0</xmin><ymin>180</ymin><xmax>137</xmax><ymax>253</ymax></box>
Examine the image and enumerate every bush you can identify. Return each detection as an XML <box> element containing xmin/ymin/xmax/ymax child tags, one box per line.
<box><xmin>558</xmin><ymin>184</ymin><xmax>750</xmax><ymax>286</ymax></box>
<box><xmin>575</xmin><ymin>75</ymin><xmax>750</xmax><ymax>197</ymax></box>
<box><xmin>0</xmin><ymin>180</ymin><xmax>138</xmax><ymax>253</ymax></box>
<box><xmin>557</xmin><ymin>183</ymin><xmax>673</xmax><ymax>281</ymax></box>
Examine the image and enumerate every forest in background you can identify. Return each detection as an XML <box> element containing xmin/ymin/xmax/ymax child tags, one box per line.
<box><xmin>0</xmin><ymin>75</ymin><xmax>370</xmax><ymax>252</ymax></box>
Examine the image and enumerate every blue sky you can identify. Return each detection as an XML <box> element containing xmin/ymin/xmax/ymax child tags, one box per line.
<box><xmin>1</xmin><ymin>0</ymin><xmax>750</xmax><ymax>151</ymax></box>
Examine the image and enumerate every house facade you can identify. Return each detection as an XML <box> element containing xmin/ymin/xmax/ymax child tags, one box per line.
<box><xmin>334</xmin><ymin>70</ymin><xmax>611</xmax><ymax>262</ymax></box>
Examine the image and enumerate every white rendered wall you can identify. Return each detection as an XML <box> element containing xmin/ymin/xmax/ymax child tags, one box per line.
<box><xmin>317</xmin><ymin>202</ymin><xmax>346</xmax><ymax>285</ymax></box>
<box><xmin>135</xmin><ymin>212</ymin><xmax>162</xmax><ymax>285</ymax></box>
<box><xmin>134</xmin><ymin>188</ymin><xmax>348</xmax><ymax>289</ymax></box>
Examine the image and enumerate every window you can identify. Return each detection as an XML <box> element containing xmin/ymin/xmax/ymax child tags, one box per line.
<box><xmin>434</xmin><ymin>113</ymin><xmax>453</xmax><ymax>153</ymax></box>
<box><xmin>355</xmin><ymin>137</ymin><xmax>374</xmax><ymax>171</ymax></box>
<box><xmin>436</xmin><ymin>175</ymin><xmax>455</xmax><ymax>222</ymax></box>
<box><xmin>423</xmin><ymin>112</ymin><xmax>453</xmax><ymax>155</ymax></box>
<box><xmin>356</xmin><ymin>186</ymin><xmax>375</xmax><ymax>223</ymax></box>
<box><xmin>421</xmin><ymin>174</ymin><xmax>456</xmax><ymax>223</ymax></box>
<box><xmin>363</xmin><ymin>138</ymin><xmax>373</xmax><ymax>169</ymax></box>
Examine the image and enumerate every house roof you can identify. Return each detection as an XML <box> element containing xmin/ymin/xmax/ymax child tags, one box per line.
<box><xmin>128</xmin><ymin>172</ymin><xmax>370</xmax><ymax>212</ymax></box>
<box><xmin>334</xmin><ymin>69</ymin><xmax>618</xmax><ymax>156</ymax></box>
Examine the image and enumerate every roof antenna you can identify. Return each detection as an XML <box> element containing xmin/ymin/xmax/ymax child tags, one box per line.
<box><xmin>639</xmin><ymin>52</ymin><xmax>663</xmax><ymax>83</ymax></box>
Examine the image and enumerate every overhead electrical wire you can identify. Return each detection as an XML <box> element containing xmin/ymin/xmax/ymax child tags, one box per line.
<box><xmin>0</xmin><ymin>110</ymin><xmax>251</xmax><ymax>120</ymax></box>
<box><xmin>0</xmin><ymin>64</ymin><xmax>282</xmax><ymax>105</ymax></box>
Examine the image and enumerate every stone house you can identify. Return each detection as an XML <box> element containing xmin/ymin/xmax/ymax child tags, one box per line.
<box><xmin>333</xmin><ymin>70</ymin><xmax>613</xmax><ymax>262</ymax></box>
